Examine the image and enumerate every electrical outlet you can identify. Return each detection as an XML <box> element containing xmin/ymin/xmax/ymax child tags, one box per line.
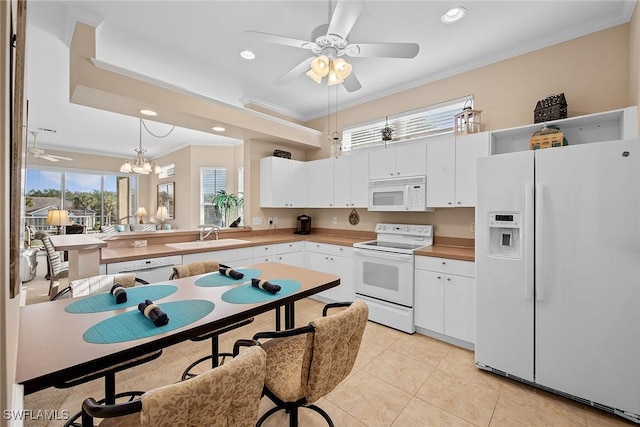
<box><xmin>273</xmin><ymin>217</ymin><xmax>278</xmax><ymax>225</ymax></box>
<box><xmin>471</xmin><ymin>222</ymin><xmax>475</xmax><ymax>232</ymax></box>
<box><xmin>268</xmin><ymin>217</ymin><xmax>273</xmax><ymax>225</ymax></box>
<box><xmin>332</xmin><ymin>217</ymin><xmax>337</xmax><ymax>225</ymax></box>
<box><xmin>252</xmin><ymin>217</ymin><xmax>262</xmax><ymax>226</ymax></box>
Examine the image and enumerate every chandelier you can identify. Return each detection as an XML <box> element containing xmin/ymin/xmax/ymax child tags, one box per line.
<box><xmin>120</xmin><ymin>118</ymin><xmax>161</xmax><ymax>174</ymax></box>
<box><xmin>306</xmin><ymin>54</ymin><xmax>352</xmax><ymax>86</ymax></box>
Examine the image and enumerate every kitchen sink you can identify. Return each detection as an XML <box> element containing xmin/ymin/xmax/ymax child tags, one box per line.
<box><xmin>166</xmin><ymin>239</ymin><xmax>251</xmax><ymax>250</ymax></box>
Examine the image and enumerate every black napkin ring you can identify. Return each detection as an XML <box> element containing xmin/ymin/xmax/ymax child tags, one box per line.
<box><xmin>110</xmin><ymin>284</ymin><xmax>127</xmax><ymax>304</ymax></box>
<box><xmin>251</xmin><ymin>278</ymin><xmax>281</xmax><ymax>295</ymax></box>
<box><xmin>138</xmin><ymin>299</ymin><xmax>169</xmax><ymax>327</ymax></box>
<box><xmin>219</xmin><ymin>264</ymin><xmax>244</xmax><ymax>279</ymax></box>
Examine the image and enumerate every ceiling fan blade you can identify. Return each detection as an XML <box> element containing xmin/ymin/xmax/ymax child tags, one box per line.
<box><xmin>327</xmin><ymin>0</ymin><xmax>365</xmax><ymax>39</ymax></box>
<box><xmin>39</xmin><ymin>154</ymin><xmax>61</xmax><ymax>162</ymax></box>
<box><xmin>346</xmin><ymin>42</ymin><xmax>420</xmax><ymax>58</ymax></box>
<box><xmin>274</xmin><ymin>57</ymin><xmax>316</xmax><ymax>86</ymax></box>
<box><xmin>243</xmin><ymin>30</ymin><xmax>316</xmax><ymax>50</ymax></box>
<box><xmin>343</xmin><ymin>72</ymin><xmax>361</xmax><ymax>92</ymax></box>
<box><xmin>48</xmin><ymin>155</ymin><xmax>74</xmax><ymax>161</ymax></box>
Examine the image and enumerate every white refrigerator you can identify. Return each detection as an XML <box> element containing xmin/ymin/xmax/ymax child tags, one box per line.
<box><xmin>475</xmin><ymin>139</ymin><xmax>640</xmax><ymax>421</ymax></box>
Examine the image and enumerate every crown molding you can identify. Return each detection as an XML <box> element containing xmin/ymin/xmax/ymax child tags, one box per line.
<box><xmin>62</xmin><ymin>5</ymin><xmax>104</xmax><ymax>48</ymax></box>
<box><xmin>240</xmin><ymin>96</ymin><xmax>307</xmax><ymax>122</ymax></box>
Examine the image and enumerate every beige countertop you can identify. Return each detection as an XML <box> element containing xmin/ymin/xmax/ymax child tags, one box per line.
<box><xmin>100</xmin><ymin>231</ymin><xmax>475</xmax><ymax>264</ymax></box>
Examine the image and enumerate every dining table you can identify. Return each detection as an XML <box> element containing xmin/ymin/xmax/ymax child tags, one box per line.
<box><xmin>15</xmin><ymin>262</ymin><xmax>340</xmax><ymax>395</ymax></box>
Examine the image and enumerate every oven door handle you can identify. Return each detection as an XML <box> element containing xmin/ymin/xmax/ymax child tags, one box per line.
<box><xmin>353</xmin><ymin>248</ymin><xmax>414</xmax><ymax>262</ymax></box>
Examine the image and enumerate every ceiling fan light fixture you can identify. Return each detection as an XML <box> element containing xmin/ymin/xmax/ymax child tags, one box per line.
<box><xmin>306</xmin><ymin>68</ymin><xmax>323</xmax><ymax>84</ymax></box>
<box><xmin>311</xmin><ymin>55</ymin><xmax>330</xmax><ymax>77</ymax></box>
<box><xmin>333</xmin><ymin>58</ymin><xmax>352</xmax><ymax>80</ymax></box>
<box><xmin>441</xmin><ymin>6</ymin><xmax>466</xmax><ymax>24</ymax></box>
<box><xmin>327</xmin><ymin>61</ymin><xmax>344</xmax><ymax>86</ymax></box>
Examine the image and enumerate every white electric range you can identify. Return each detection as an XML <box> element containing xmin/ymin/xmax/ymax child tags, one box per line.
<box><xmin>353</xmin><ymin>223</ymin><xmax>433</xmax><ymax>333</ymax></box>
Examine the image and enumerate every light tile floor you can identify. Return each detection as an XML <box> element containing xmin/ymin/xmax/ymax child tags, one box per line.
<box><xmin>22</xmin><ymin>297</ymin><xmax>636</xmax><ymax>427</ymax></box>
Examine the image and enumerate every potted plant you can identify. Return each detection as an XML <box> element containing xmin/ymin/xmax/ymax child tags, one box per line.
<box><xmin>212</xmin><ymin>190</ymin><xmax>244</xmax><ymax>227</ymax></box>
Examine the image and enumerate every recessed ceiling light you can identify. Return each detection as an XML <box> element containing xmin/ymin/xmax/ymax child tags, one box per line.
<box><xmin>240</xmin><ymin>50</ymin><xmax>256</xmax><ymax>60</ymax></box>
<box><xmin>441</xmin><ymin>6</ymin><xmax>466</xmax><ymax>24</ymax></box>
<box><xmin>212</xmin><ymin>126</ymin><xmax>226</xmax><ymax>132</ymax></box>
<box><xmin>139</xmin><ymin>109</ymin><xmax>158</xmax><ymax>116</ymax></box>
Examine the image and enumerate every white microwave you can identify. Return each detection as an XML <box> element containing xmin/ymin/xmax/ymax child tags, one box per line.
<box><xmin>368</xmin><ymin>176</ymin><xmax>434</xmax><ymax>212</ymax></box>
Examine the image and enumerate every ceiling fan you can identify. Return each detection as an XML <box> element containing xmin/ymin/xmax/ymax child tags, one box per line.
<box><xmin>243</xmin><ymin>0</ymin><xmax>419</xmax><ymax>92</ymax></box>
<box><xmin>28</xmin><ymin>131</ymin><xmax>73</xmax><ymax>162</ymax></box>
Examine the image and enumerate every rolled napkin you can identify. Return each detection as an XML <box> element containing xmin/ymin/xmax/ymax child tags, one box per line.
<box><xmin>251</xmin><ymin>278</ymin><xmax>281</xmax><ymax>295</ymax></box>
<box><xmin>219</xmin><ymin>264</ymin><xmax>244</xmax><ymax>280</ymax></box>
<box><xmin>138</xmin><ymin>299</ymin><xmax>169</xmax><ymax>327</ymax></box>
<box><xmin>110</xmin><ymin>284</ymin><xmax>128</xmax><ymax>304</ymax></box>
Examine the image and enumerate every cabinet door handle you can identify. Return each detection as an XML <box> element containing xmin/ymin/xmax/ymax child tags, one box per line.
<box><xmin>437</xmin><ymin>276</ymin><xmax>442</xmax><ymax>280</ymax></box>
<box><xmin>448</xmin><ymin>201</ymin><xmax>452</xmax><ymax>205</ymax></box>
<box><xmin>441</xmin><ymin>261</ymin><xmax>446</xmax><ymax>265</ymax></box>
<box><xmin>446</xmin><ymin>277</ymin><xmax>451</xmax><ymax>282</ymax></box>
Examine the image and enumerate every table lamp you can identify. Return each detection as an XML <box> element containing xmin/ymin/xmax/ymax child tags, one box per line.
<box><xmin>135</xmin><ymin>207</ymin><xmax>148</xmax><ymax>224</ymax></box>
<box><xmin>45</xmin><ymin>209</ymin><xmax>72</xmax><ymax>235</ymax></box>
<box><xmin>156</xmin><ymin>206</ymin><xmax>169</xmax><ymax>229</ymax></box>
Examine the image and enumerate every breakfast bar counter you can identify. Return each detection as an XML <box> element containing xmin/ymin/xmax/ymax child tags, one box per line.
<box><xmin>15</xmin><ymin>262</ymin><xmax>340</xmax><ymax>395</ymax></box>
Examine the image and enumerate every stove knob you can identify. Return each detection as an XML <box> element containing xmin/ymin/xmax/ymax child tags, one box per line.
<box><xmin>380</xmin><ymin>225</ymin><xmax>387</xmax><ymax>231</ymax></box>
<box><xmin>404</xmin><ymin>226</ymin><xmax>410</xmax><ymax>232</ymax></box>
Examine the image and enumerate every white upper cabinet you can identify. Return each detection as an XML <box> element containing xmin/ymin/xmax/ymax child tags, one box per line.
<box><xmin>260</xmin><ymin>157</ymin><xmax>304</xmax><ymax>208</ymax></box>
<box><xmin>427</xmin><ymin>132</ymin><xmax>489</xmax><ymax>207</ymax></box>
<box><xmin>455</xmin><ymin>132</ymin><xmax>490</xmax><ymax>206</ymax></box>
<box><xmin>304</xmin><ymin>159</ymin><xmax>335</xmax><ymax>208</ymax></box>
<box><xmin>426</xmin><ymin>134</ymin><xmax>456</xmax><ymax>207</ymax></box>
<box><xmin>369</xmin><ymin>142</ymin><xmax>427</xmax><ymax>180</ymax></box>
<box><xmin>333</xmin><ymin>153</ymin><xmax>369</xmax><ymax>208</ymax></box>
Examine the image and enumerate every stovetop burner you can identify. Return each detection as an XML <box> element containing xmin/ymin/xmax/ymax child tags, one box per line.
<box><xmin>353</xmin><ymin>223</ymin><xmax>434</xmax><ymax>254</ymax></box>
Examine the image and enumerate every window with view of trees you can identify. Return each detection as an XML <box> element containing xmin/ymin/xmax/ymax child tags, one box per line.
<box><xmin>24</xmin><ymin>168</ymin><xmax>138</xmax><ymax>233</ymax></box>
<box><xmin>201</xmin><ymin>167</ymin><xmax>227</xmax><ymax>226</ymax></box>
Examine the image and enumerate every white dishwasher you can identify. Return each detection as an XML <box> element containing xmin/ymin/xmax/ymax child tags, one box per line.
<box><xmin>105</xmin><ymin>255</ymin><xmax>183</xmax><ymax>284</ymax></box>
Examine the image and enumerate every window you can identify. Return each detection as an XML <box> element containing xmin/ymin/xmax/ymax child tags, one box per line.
<box><xmin>24</xmin><ymin>167</ymin><xmax>137</xmax><ymax>233</ymax></box>
<box><xmin>201</xmin><ymin>167</ymin><xmax>227</xmax><ymax>226</ymax></box>
<box><xmin>342</xmin><ymin>96</ymin><xmax>471</xmax><ymax>152</ymax></box>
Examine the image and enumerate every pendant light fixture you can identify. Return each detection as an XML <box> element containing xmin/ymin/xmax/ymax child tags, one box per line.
<box><xmin>120</xmin><ymin>118</ymin><xmax>161</xmax><ymax>174</ymax></box>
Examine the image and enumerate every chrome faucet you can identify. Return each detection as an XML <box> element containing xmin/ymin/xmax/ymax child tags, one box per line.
<box><xmin>198</xmin><ymin>225</ymin><xmax>220</xmax><ymax>241</ymax></box>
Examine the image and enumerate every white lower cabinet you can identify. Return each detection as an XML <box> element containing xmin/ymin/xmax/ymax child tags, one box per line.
<box><xmin>415</xmin><ymin>256</ymin><xmax>476</xmax><ymax>345</ymax></box>
<box><xmin>252</xmin><ymin>242</ymin><xmax>304</xmax><ymax>266</ymax></box>
<box><xmin>275</xmin><ymin>242</ymin><xmax>304</xmax><ymax>267</ymax></box>
<box><xmin>305</xmin><ymin>242</ymin><xmax>353</xmax><ymax>302</ymax></box>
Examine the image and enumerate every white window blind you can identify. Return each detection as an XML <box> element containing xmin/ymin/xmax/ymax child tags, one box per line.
<box><xmin>201</xmin><ymin>167</ymin><xmax>227</xmax><ymax>225</ymax></box>
<box><xmin>343</xmin><ymin>96</ymin><xmax>471</xmax><ymax>152</ymax></box>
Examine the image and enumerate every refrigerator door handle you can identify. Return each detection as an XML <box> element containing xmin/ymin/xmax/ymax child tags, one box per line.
<box><xmin>535</xmin><ymin>184</ymin><xmax>544</xmax><ymax>302</ymax></box>
<box><xmin>524</xmin><ymin>183</ymin><xmax>535</xmax><ymax>299</ymax></box>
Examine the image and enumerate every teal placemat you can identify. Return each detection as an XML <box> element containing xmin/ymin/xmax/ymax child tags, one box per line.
<box><xmin>194</xmin><ymin>269</ymin><xmax>263</xmax><ymax>287</ymax></box>
<box><xmin>83</xmin><ymin>300</ymin><xmax>215</xmax><ymax>344</ymax></box>
<box><xmin>65</xmin><ymin>285</ymin><xmax>179</xmax><ymax>314</ymax></box>
<box><xmin>221</xmin><ymin>279</ymin><xmax>301</xmax><ymax>304</ymax></box>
